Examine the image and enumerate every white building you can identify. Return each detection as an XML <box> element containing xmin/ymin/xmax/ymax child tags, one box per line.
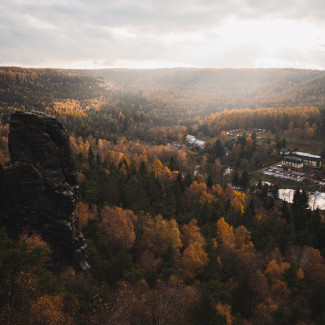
<box><xmin>292</xmin><ymin>151</ymin><xmax>322</xmax><ymax>168</ymax></box>
<box><xmin>186</xmin><ymin>135</ymin><xmax>205</xmax><ymax>149</ymax></box>
<box><xmin>282</xmin><ymin>156</ymin><xmax>304</xmax><ymax>171</ymax></box>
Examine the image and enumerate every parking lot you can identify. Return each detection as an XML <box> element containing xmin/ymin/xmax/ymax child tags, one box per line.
<box><xmin>313</xmin><ymin>180</ymin><xmax>325</xmax><ymax>186</ymax></box>
<box><xmin>262</xmin><ymin>167</ymin><xmax>303</xmax><ymax>182</ymax></box>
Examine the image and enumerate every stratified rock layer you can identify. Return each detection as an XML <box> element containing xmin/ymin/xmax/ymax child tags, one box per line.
<box><xmin>0</xmin><ymin>111</ymin><xmax>89</xmax><ymax>270</ymax></box>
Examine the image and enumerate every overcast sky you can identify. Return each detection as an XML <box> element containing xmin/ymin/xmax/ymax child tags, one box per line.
<box><xmin>1</xmin><ymin>0</ymin><xmax>325</xmax><ymax>69</ymax></box>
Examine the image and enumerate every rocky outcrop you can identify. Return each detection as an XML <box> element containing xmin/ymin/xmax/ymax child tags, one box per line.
<box><xmin>0</xmin><ymin>111</ymin><xmax>89</xmax><ymax>271</ymax></box>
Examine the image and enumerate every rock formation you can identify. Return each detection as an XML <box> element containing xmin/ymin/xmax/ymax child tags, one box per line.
<box><xmin>0</xmin><ymin>111</ymin><xmax>89</xmax><ymax>270</ymax></box>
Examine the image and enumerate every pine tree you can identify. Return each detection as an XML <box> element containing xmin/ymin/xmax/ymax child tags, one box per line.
<box><xmin>232</xmin><ymin>171</ymin><xmax>239</xmax><ymax>187</ymax></box>
<box><xmin>240</xmin><ymin>170</ymin><xmax>249</xmax><ymax>188</ymax></box>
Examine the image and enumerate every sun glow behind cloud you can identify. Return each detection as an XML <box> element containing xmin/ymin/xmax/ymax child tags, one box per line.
<box><xmin>206</xmin><ymin>18</ymin><xmax>325</xmax><ymax>69</ymax></box>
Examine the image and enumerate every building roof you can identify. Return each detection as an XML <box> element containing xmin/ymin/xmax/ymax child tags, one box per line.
<box><xmin>186</xmin><ymin>135</ymin><xmax>205</xmax><ymax>147</ymax></box>
<box><xmin>195</xmin><ymin>140</ymin><xmax>205</xmax><ymax>146</ymax></box>
<box><xmin>292</xmin><ymin>151</ymin><xmax>321</xmax><ymax>160</ymax></box>
<box><xmin>280</xmin><ymin>148</ymin><xmax>289</xmax><ymax>153</ymax></box>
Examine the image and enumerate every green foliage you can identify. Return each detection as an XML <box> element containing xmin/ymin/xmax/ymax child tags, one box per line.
<box><xmin>231</xmin><ymin>273</ymin><xmax>256</xmax><ymax>318</ymax></box>
<box><xmin>189</xmin><ymin>291</ymin><xmax>227</xmax><ymax>325</ymax></box>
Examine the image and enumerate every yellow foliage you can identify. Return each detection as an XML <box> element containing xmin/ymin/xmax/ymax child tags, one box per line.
<box><xmin>20</xmin><ymin>233</ymin><xmax>50</xmax><ymax>254</ymax></box>
<box><xmin>153</xmin><ymin>159</ymin><xmax>163</xmax><ymax>178</ymax></box>
<box><xmin>100</xmin><ymin>206</ymin><xmax>137</xmax><ymax>250</ymax></box>
<box><xmin>271</xmin><ymin>280</ymin><xmax>290</xmax><ymax>298</ymax></box>
<box><xmin>180</xmin><ymin>242</ymin><xmax>209</xmax><ymax>280</ymax></box>
<box><xmin>256</xmin><ymin>214</ymin><xmax>264</xmax><ymax>221</ymax></box>
<box><xmin>199</xmin><ymin>190</ymin><xmax>216</xmax><ymax>206</ymax></box>
<box><xmin>297</xmin><ymin>268</ymin><xmax>304</xmax><ymax>280</ymax></box>
<box><xmin>118</xmin><ymin>111</ymin><xmax>126</xmax><ymax>121</ymax></box>
<box><xmin>217</xmin><ymin>218</ymin><xmax>255</xmax><ymax>260</ymax></box>
<box><xmin>158</xmin><ymin>166</ymin><xmax>173</xmax><ymax>189</ymax></box>
<box><xmin>77</xmin><ymin>172</ymin><xmax>86</xmax><ymax>184</ymax></box>
<box><xmin>196</xmin><ymin>174</ymin><xmax>205</xmax><ymax>183</ymax></box>
<box><xmin>231</xmin><ymin>190</ymin><xmax>246</xmax><ymax>214</ymax></box>
<box><xmin>212</xmin><ymin>184</ymin><xmax>223</xmax><ymax>196</ymax></box>
<box><xmin>212</xmin><ymin>238</ymin><xmax>218</xmax><ymax>250</ymax></box>
<box><xmin>172</xmin><ymin>170</ymin><xmax>181</xmax><ymax>181</ymax></box>
<box><xmin>265</xmin><ymin>260</ymin><xmax>280</xmax><ymax>277</ymax></box>
<box><xmin>216</xmin><ymin>303</ymin><xmax>233</xmax><ymax>325</ymax></box>
<box><xmin>142</xmin><ymin>215</ymin><xmax>182</xmax><ymax>255</ymax></box>
<box><xmin>234</xmin><ymin>226</ymin><xmax>255</xmax><ymax>260</ymax></box>
<box><xmin>217</xmin><ymin>217</ymin><xmax>235</xmax><ymax>249</ymax></box>
<box><xmin>180</xmin><ymin>219</ymin><xmax>209</xmax><ymax>280</ymax></box>
<box><xmin>53</xmin><ymin>100</ymin><xmax>86</xmax><ymax>118</ymax></box>
<box><xmin>30</xmin><ymin>294</ymin><xmax>75</xmax><ymax>325</ymax></box>
<box><xmin>60</xmin><ymin>267</ymin><xmax>76</xmax><ymax>283</ymax></box>
<box><xmin>75</xmin><ymin>202</ymin><xmax>97</xmax><ymax>227</ymax></box>
<box><xmin>69</xmin><ymin>136</ymin><xmax>80</xmax><ymax>156</ymax></box>
<box><xmin>244</xmin><ymin>136</ymin><xmax>254</xmax><ymax>153</ymax></box>
<box><xmin>265</xmin><ymin>260</ymin><xmax>290</xmax><ymax>282</ymax></box>
<box><xmin>182</xmin><ymin>219</ymin><xmax>205</xmax><ymax>248</ymax></box>
<box><xmin>187</xmin><ymin>181</ymin><xmax>216</xmax><ymax>207</ymax></box>
<box><xmin>117</xmin><ymin>153</ymin><xmax>130</xmax><ymax>175</ymax></box>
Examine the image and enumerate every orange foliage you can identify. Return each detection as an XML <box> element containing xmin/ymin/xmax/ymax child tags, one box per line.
<box><xmin>75</xmin><ymin>202</ymin><xmax>97</xmax><ymax>227</ymax></box>
<box><xmin>153</xmin><ymin>158</ymin><xmax>163</xmax><ymax>178</ymax></box>
<box><xmin>217</xmin><ymin>217</ymin><xmax>235</xmax><ymax>249</ymax></box>
<box><xmin>141</xmin><ymin>214</ymin><xmax>182</xmax><ymax>255</ymax></box>
<box><xmin>180</xmin><ymin>219</ymin><xmax>209</xmax><ymax>280</ymax></box>
<box><xmin>217</xmin><ymin>217</ymin><xmax>255</xmax><ymax>261</ymax></box>
<box><xmin>29</xmin><ymin>294</ymin><xmax>75</xmax><ymax>325</ymax></box>
<box><xmin>265</xmin><ymin>260</ymin><xmax>290</xmax><ymax>282</ymax></box>
<box><xmin>205</xmin><ymin>106</ymin><xmax>320</xmax><ymax>131</ymax></box>
<box><xmin>20</xmin><ymin>233</ymin><xmax>50</xmax><ymax>254</ymax></box>
<box><xmin>216</xmin><ymin>303</ymin><xmax>233</xmax><ymax>325</ymax></box>
<box><xmin>186</xmin><ymin>181</ymin><xmax>216</xmax><ymax>208</ymax></box>
<box><xmin>231</xmin><ymin>190</ymin><xmax>246</xmax><ymax>214</ymax></box>
<box><xmin>99</xmin><ymin>206</ymin><xmax>137</xmax><ymax>250</ymax></box>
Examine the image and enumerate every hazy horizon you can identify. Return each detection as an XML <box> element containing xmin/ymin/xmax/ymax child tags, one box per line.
<box><xmin>2</xmin><ymin>66</ymin><xmax>325</xmax><ymax>72</ymax></box>
<box><xmin>1</xmin><ymin>0</ymin><xmax>325</xmax><ymax>70</ymax></box>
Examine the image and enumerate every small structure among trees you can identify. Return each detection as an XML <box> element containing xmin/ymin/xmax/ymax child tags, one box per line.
<box><xmin>281</xmin><ymin>150</ymin><xmax>322</xmax><ymax>171</ymax></box>
<box><xmin>292</xmin><ymin>151</ymin><xmax>322</xmax><ymax>168</ymax></box>
<box><xmin>282</xmin><ymin>156</ymin><xmax>304</xmax><ymax>171</ymax></box>
<box><xmin>186</xmin><ymin>135</ymin><xmax>205</xmax><ymax>150</ymax></box>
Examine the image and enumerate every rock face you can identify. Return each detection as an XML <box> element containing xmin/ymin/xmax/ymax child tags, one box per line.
<box><xmin>0</xmin><ymin>111</ymin><xmax>89</xmax><ymax>270</ymax></box>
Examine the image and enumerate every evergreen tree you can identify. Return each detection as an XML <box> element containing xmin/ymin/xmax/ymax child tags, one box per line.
<box><xmin>168</xmin><ymin>155</ymin><xmax>179</xmax><ymax>171</ymax></box>
<box><xmin>213</xmin><ymin>140</ymin><xmax>225</xmax><ymax>159</ymax></box>
<box><xmin>190</xmin><ymin>291</ymin><xmax>227</xmax><ymax>325</ymax></box>
<box><xmin>240</xmin><ymin>170</ymin><xmax>249</xmax><ymax>188</ymax></box>
<box><xmin>207</xmin><ymin>175</ymin><xmax>213</xmax><ymax>188</ymax></box>
<box><xmin>232</xmin><ymin>171</ymin><xmax>239</xmax><ymax>187</ymax></box>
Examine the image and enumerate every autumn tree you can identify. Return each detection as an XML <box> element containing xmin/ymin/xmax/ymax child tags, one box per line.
<box><xmin>140</xmin><ymin>214</ymin><xmax>182</xmax><ymax>256</ymax></box>
<box><xmin>179</xmin><ymin>219</ymin><xmax>209</xmax><ymax>280</ymax></box>
<box><xmin>153</xmin><ymin>159</ymin><xmax>163</xmax><ymax>178</ymax></box>
<box><xmin>75</xmin><ymin>202</ymin><xmax>97</xmax><ymax>227</ymax></box>
<box><xmin>29</xmin><ymin>294</ymin><xmax>75</xmax><ymax>325</ymax></box>
<box><xmin>99</xmin><ymin>206</ymin><xmax>137</xmax><ymax>251</ymax></box>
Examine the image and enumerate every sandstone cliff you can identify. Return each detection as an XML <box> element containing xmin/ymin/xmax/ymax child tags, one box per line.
<box><xmin>0</xmin><ymin>111</ymin><xmax>89</xmax><ymax>270</ymax></box>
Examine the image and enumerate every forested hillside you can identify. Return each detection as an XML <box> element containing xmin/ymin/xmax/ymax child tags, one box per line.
<box><xmin>0</xmin><ymin>67</ymin><xmax>325</xmax><ymax>324</ymax></box>
<box><xmin>0</xmin><ymin>67</ymin><xmax>110</xmax><ymax>109</ymax></box>
<box><xmin>89</xmin><ymin>68</ymin><xmax>325</xmax><ymax>111</ymax></box>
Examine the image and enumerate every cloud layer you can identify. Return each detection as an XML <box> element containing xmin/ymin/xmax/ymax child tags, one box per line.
<box><xmin>1</xmin><ymin>0</ymin><xmax>325</xmax><ymax>69</ymax></box>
